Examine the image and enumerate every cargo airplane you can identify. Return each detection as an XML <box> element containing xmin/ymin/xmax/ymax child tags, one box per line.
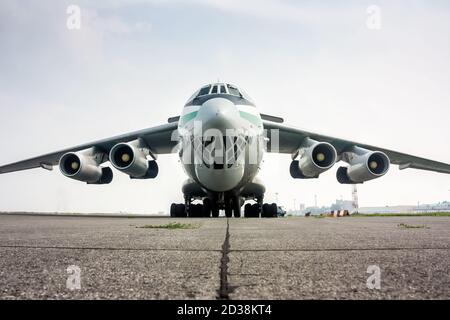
<box><xmin>1</xmin><ymin>83</ymin><xmax>449</xmax><ymax>218</ymax></box>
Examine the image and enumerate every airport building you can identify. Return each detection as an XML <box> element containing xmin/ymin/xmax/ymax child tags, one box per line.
<box><xmin>330</xmin><ymin>200</ymin><xmax>355</xmax><ymax>213</ymax></box>
<box><xmin>415</xmin><ymin>201</ymin><xmax>450</xmax><ymax>213</ymax></box>
<box><xmin>355</xmin><ymin>201</ymin><xmax>450</xmax><ymax>214</ymax></box>
<box><xmin>287</xmin><ymin>200</ymin><xmax>450</xmax><ymax>216</ymax></box>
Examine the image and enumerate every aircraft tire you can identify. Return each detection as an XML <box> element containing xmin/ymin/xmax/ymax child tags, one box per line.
<box><xmin>251</xmin><ymin>203</ymin><xmax>260</xmax><ymax>218</ymax></box>
<box><xmin>211</xmin><ymin>202</ymin><xmax>220</xmax><ymax>218</ymax></box>
<box><xmin>262</xmin><ymin>203</ymin><xmax>270</xmax><ymax>218</ymax></box>
<box><xmin>189</xmin><ymin>204</ymin><xmax>202</xmax><ymax>218</ymax></box>
<box><xmin>270</xmin><ymin>203</ymin><xmax>278</xmax><ymax>218</ymax></box>
<box><xmin>170</xmin><ymin>203</ymin><xmax>177</xmax><ymax>217</ymax></box>
<box><xmin>202</xmin><ymin>199</ymin><xmax>212</xmax><ymax>217</ymax></box>
<box><xmin>232</xmin><ymin>197</ymin><xmax>241</xmax><ymax>218</ymax></box>
<box><xmin>175</xmin><ymin>204</ymin><xmax>186</xmax><ymax>218</ymax></box>
<box><xmin>244</xmin><ymin>203</ymin><xmax>252</xmax><ymax>218</ymax></box>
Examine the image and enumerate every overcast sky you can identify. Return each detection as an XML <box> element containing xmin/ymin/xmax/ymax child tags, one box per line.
<box><xmin>0</xmin><ymin>0</ymin><xmax>449</xmax><ymax>214</ymax></box>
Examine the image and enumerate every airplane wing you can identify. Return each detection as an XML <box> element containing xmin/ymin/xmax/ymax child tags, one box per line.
<box><xmin>0</xmin><ymin>122</ymin><xmax>179</xmax><ymax>174</ymax></box>
<box><xmin>263</xmin><ymin>121</ymin><xmax>450</xmax><ymax>174</ymax></box>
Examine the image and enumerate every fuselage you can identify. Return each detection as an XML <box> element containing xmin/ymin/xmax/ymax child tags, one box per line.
<box><xmin>177</xmin><ymin>83</ymin><xmax>264</xmax><ymax>194</ymax></box>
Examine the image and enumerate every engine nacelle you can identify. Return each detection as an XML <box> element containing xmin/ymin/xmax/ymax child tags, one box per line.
<box><xmin>290</xmin><ymin>139</ymin><xmax>337</xmax><ymax>178</ymax></box>
<box><xmin>337</xmin><ymin>147</ymin><xmax>390</xmax><ymax>184</ymax></box>
<box><xmin>109</xmin><ymin>141</ymin><xmax>158</xmax><ymax>179</ymax></box>
<box><xmin>59</xmin><ymin>151</ymin><xmax>113</xmax><ymax>184</ymax></box>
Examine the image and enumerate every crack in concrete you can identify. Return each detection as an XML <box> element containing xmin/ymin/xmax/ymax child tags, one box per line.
<box><xmin>217</xmin><ymin>218</ymin><xmax>232</xmax><ymax>300</ymax></box>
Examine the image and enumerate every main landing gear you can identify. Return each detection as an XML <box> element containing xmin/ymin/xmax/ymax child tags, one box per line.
<box><xmin>170</xmin><ymin>197</ymin><xmax>218</xmax><ymax>218</ymax></box>
<box><xmin>170</xmin><ymin>198</ymin><xmax>279</xmax><ymax>218</ymax></box>
<box><xmin>244</xmin><ymin>200</ymin><xmax>278</xmax><ymax>218</ymax></box>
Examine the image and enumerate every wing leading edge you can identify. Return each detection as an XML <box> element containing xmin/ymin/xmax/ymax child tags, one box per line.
<box><xmin>263</xmin><ymin>121</ymin><xmax>450</xmax><ymax>174</ymax></box>
<box><xmin>0</xmin><ymin>122</ymin><xmax>179</xmax><ymax>174</ymax></box>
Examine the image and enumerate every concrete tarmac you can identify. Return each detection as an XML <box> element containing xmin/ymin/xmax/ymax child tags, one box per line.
<box><xmin>0</xmin><ymin>214</ymin><xmax>448</xmax><ymax>299</ymax></box>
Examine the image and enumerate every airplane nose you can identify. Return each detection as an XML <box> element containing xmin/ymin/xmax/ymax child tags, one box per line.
<box><xmin>193</xmin><ymin>98</ymin><xmax>244</xmax><ymax>192</ymax></box>
<box><xmin>196</xmin><ymin>98</ymin><xmax>240</xmax><ymax>132</ymax></box>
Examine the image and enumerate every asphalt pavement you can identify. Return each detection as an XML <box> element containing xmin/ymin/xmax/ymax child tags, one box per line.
<box><xmin>0</xmin><ymin>214</ymin><xmax>448</xmax><ymax>299</ymax></box>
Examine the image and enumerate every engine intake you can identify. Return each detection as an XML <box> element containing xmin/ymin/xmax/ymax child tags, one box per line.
<box><xmin>59</xmin><ymin>151</ymin><xmax>112</xmax><ymax>184</ymax></box>
<box><xmin>337</xmin><ymin>147</ymin><xmax>390</xmax><ymax>184</ymax></box>
<box><xmin>109</xmin><ymin>141</ymin><xmax>158</xmax><ymax>179</ymax></box>
<box><xmin>290</xmin><ymin>139</ymin><xmax>337</xmax><ymax>178</ymax></box>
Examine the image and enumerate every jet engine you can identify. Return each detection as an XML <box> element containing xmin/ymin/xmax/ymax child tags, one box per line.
<box><xmin>337</xmin><ymin>146</ymin><xmax>390</xmax><ymax>184</ymax></box>
<box><xmin>59</xmin><ymin>150</ymin><xmax>112</xmax><ymax>184</ymax></box>
<box><xmin>109</xmin><ymin>139</ymin><xmax>158</xmax><ymax>179</ymax></box>
<box><xmin>290</xmin><ymin>138</ymin><xmax>337</xmax><ymax>178</ymax></box>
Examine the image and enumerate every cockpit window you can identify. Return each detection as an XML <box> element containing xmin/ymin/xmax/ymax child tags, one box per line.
<box><xmin>185</xmin><ymin>83</ymin><xmax>255</xmax><ymax>107</ymax></box>
<box><xmin>227</xmin><ymin>84</ymin><xmax>241</xmax><ymax>97</ymax></box>
<box><xmin>198</xmin><ymin>85</ymin><xmax>211</xmax><ymax>96</ymax></box>
<box><xmin>240</xmin><ymin>89</ymin><xmax>254</xmax><ymax>104</ymax></box>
